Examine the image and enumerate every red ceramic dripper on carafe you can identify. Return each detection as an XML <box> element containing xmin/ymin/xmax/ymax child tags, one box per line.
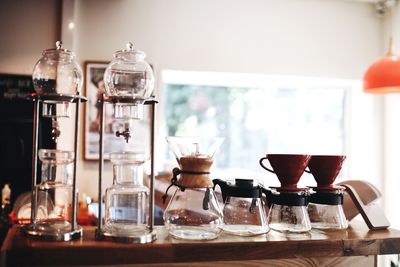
<box><xmin>259</xmin><ymin>154</ymin><xmax>311</xmax><ymax>190</ymax></box>
<box><xmin>259</xmin><ymin>154</ymin><xmax>312</xmax><ymax>233</ymax></box>
<box><xmin>306</xmin><ymin>155</ymin><xmax>348</xmax><ymax>230</ymax></box>
<box><xmin>306</xmin><ymin>155</ymin><xmax>346</xmax><ymax>189</ymax></box>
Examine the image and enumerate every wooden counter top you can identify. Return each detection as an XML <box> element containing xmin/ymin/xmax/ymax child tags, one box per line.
<box><xmin>1</xmin><ymin>221</ymin><xmax>400</xmax><ymax>266</ymax></box>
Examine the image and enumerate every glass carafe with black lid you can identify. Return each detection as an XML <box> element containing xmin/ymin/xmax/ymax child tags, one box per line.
<box><xmin>213</xmin><ymin>179</ymin><xmax>269</xmax><ymax>236</ymax></box>
<box><xmin>163</xmin><ymin>136</ymin><xmax>224</xmax><ymax>240</ymax></box>
<box><xmin>264</xmin><ymin>188</ymin><xmax>311</xmax><ymax>233</ymax></box>
<box><xmin>307</xmin><ymin>188</ymin><xmax>348</xmax><ymax>229</ymax></box>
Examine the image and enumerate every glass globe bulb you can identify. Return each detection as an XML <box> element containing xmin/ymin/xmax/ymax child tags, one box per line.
<box><xmin>32</xmin><ymin>41</ymin><xmax>83</xmax><ymax>118</ymax></box>
<box><xmin>103</xmin><ymin>42</ymin><xmax>154</xmax><ymax>120</ymax></box>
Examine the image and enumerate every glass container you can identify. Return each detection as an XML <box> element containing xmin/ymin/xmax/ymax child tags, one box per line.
<box><xmin>213</xmin><ymin>179</ymin><xmax>269</xmax><ymax>236</ymax></box>
<box><xmin>32</xmin><ymin>41</ymin><xmax>83</xmax><ymax>118</ymax></box>
<box><xmin>103</xmin><ymin>151</ymin><xmax>150</xmax><ymax>237</ymax></box>
<box><xmin>267</xmin><ymin>189</ymin><xmax>311</xmax><ymax>233</ymax></box>
<box><xmin>163</xmin><ymin>136</ymin><xmax>224</xmax><ymax>240</ymax></box>
<box><xmin>103</xmin><ymin>42</ymin><xmax>154</xmax><ymax>120</ymax></box>
<box><xmin>305</xmin><ymin>155</ymin><xmax>348</xmax><ymax>229</ymax></box>
<box><xmin>30</xmin><ymin>149</ymin><xmax>74</xmax><ymax>234</ymax></box>
<box><xmin>164</xmin><ymin>187</ymin><xmax>223</xmax><ymax>240</ymax></box>
<box><xmin>308</xmin><ymin>189</ymin><xmax>348</xmax><ymax>229</ymax></box>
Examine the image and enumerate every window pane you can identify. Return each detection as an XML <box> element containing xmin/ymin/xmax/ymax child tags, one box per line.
<box><xmin>163</xmin><ymin>83</ymin><xmax>345</xmax><ymax>174</ymax></box>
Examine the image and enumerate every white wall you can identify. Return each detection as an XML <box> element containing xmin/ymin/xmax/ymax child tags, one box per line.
<box><xmin>73</xmin><ymin>0</ymin><xmax>383</xmax><ymax>199</ymax></box>
<box><xmin>382</xmin><ymin>3</ymin><xmax>400</xmax><ymax>229</ymax></box>
<box><xmin>75</xmin><ymin>0</ymin><xmax>381</xmax><ymax>79</ymax></box>
<box><xmin>0</xmin><ymin>0</ymin><xmax>60</xmax><ymax>74</ymax></box>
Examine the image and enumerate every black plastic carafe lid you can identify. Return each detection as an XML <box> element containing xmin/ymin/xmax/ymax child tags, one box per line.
<box><xmin>213</xmin><ymin>178</ymin><xmax>263</xmax><ymax>202</ymax></box>
<box><xmin>309</xmin><ymin>190</ymin><xmax>344</xmax><ymax>205</ymax></box>
<box><xmin>265</xmin><ymin>191</ymin><xmax>309</xmax><ymax>207</ymax></box>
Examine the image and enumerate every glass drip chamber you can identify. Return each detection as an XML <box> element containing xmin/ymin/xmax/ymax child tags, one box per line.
<box><xmin>163</xmin><ymin>136</ymin><xmax>224</xmax><ymax>240</ymax></box>
<box><xmin>266</xmin><ymin>189</ymin><xmax>311</xmax><ymax>233</ymax></box>
<box><xmin>213</xmin><ymin>179</ymin><xmax>269</xmax><ymax>236</ymax></box>
<box><xmin>32</xmin><ymin>41</ymin><xmax>83</xmax><ymax>118</ymax></box>
<box><xmin>103</xmin><ymin>42</ymin><xmax>154</xmax><ymax>120</ymax></box>
<box><xmin>101</xmin><ymin>151</ymin><xmax>156</xmax><ymax>242</ymax></box>
<box><xmin>23</xmin><ymin>149</ymin><xmax>82</xmax><ymax>240</ymax></box>
<box><xmin>307</xmin><ymin>188</ymin><xmax>348</xmax><ymax>230</ymax></box>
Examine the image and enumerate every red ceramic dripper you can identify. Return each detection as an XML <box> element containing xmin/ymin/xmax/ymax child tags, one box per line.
<box><xmin>306</xmin><ymin>155</ymin><xmax>346</xmax><ymax>188</ymax></box>
<box><xmin>259</xmin><ymin>154</ymin><xmax>311</xmax><ymax>189</ymax></box>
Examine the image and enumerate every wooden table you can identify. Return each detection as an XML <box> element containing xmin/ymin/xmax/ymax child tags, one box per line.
<box><xmin>1</xmin><ymin>221</ymin><xmax>400</xmax><ymax>267</ymax></box>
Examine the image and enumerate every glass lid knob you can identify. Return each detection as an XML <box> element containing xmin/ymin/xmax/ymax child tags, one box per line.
<box><xmin>56</xmin><ymin>41</ymin><xmax>63</xmax><ymax>50</ymax></box>
<box><xmin>126</xmin><ymin>42</ymin><xmax>134</xmax><ymax>51</ymax></box>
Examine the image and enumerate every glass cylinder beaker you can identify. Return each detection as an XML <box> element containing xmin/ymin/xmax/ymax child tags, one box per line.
<box><xmin>103</xmin><ymin>151</ymin><xmax>150</xmax><ymax>237</ymax></box>
<box><xmin>32</xmin><ymin>149</ymin><xmax>74</xmax><ymax>233</ymax></box>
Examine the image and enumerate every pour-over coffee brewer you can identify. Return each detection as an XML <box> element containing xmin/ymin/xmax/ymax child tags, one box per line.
<box><xmin>259</xmin><ymin>154</ymin><xmax>312</xmax><ymax>233</ymax></box>
<box><xmin>23</xmin><ymin>41</ymin><xmax>86</xmax><ymax>241</ymax></box>
<box><xmin>306</xmin><ymin>155</ymin><xmax>348</xmax><ymax>230</ymax></box>
<box><xmin>96</xmin><ymin>42</ymin><xmax>157</xmax><ymax>243</ymax></box>
<box><xmin>163</xmin><ymin>136</ymin><xmax>224</xmax><ymax>240</ymax></box>
<box><xmin>213</xmin><ymin>178</ymin><xmax>269</xmax><ymax>236</ymax></box>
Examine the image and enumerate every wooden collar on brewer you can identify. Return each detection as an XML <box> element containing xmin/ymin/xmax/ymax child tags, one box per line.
<box><xmin>162</xmin><ymin>167</ymin><xmax>212</xmax><ymax>204</ymax></box>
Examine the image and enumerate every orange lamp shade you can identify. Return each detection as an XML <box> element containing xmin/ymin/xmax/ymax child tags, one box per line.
<box><xmin>363</xmin><ymin>54</ymin><xmax>400</xmax><ymax>94</ymax></box>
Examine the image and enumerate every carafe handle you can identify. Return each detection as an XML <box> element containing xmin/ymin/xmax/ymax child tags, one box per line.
<box><xmin>212</xmin><ymin>178</ymin><xmax>228</xmax><ymax>202</ymax></box>
<box><xmin>261</xmin><ymin>187</ymin><xmax>274</xmax><ymax>208</ymax></box>
<box><xmin>259</xmin><ymin>156</ymin><xmax>275</xmax><ymax>173</ymax></box>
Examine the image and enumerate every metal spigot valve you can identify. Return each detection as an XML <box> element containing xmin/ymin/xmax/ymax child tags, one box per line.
<box><xmin>51</xmin><ymin>117</ymin><xmax>61</xmax><ymax>143</ymax></box>
<box><xmin>116</xmin><ymin>128</ymin><xmax>131</xmax><ymax>143</ymax></box>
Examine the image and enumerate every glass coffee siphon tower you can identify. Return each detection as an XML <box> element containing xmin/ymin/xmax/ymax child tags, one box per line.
<box><xmin>96</xmin><ymin>42</ymin><xmax>157</xmax><ymax>243</ymax></box>
<box><xmin>23</xmin><ymin>41</ymin><xmax>86</xmax><ymax>241</ymax></box>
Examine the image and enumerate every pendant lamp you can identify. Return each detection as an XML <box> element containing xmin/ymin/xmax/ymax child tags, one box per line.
<box><xmin>363</xmin><ymin>38</ymin><xmax>400</xmax><ymax>93</ymax></box>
